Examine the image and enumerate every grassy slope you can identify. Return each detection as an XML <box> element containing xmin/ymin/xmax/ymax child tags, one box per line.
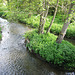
<box><xmin>24</xmin><ymin>30</ymin><xmax>75</xmax><ymax>70</ymax></box>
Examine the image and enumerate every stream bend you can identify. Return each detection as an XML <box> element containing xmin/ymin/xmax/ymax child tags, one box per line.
<box><xmin>0</xmin><ymin>18</ymin><xmax>74</xmax><ymax>75</ymax></box>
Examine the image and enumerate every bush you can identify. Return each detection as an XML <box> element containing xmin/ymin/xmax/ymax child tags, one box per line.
<box><xmin>24</xmin><ymin>30</ymin><xmax>75</xmax><ymax>70</ymax></box>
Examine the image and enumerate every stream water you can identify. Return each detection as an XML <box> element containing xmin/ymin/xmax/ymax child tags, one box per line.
<box><xmin>0</xmin><ymin>18</ymin><xmax>75</xmax><ymax>75</ymax></box>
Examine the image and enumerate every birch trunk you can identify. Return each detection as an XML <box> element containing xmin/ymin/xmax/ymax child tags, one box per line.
<box><xmin>39</xmin><ymin>0</ymin><xmax>49</xmax><ymax>34</ymax></box>
<box><xmin>46</xmin><ymin>0</ymin><xmax>59</xmax><ymax>33</ymax></box>
<box><xmin>56</xmin><ymin>3</ymin><xmax>74</xmax><ymax>43</ymax></box>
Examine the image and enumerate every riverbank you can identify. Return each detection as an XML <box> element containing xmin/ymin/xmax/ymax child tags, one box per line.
<box><xmin>1</xmin><ymin>17</ymin><xmax>73</xmax><ymax>75</ymax></box>
<box><xmin>0</xmin><ymin>6</ymin><xmax>75</xmax><ymax>40</ymax></box>
<box><xmin>19</xmin><ymin>15</ymin><xmax>75</xmax><ymax>39</ymax></box>
<box><xmin>24</xmin><ymin>30</ymin><xmax>75</xmax><ymax>71</ymax></box>
<box><xmin>0</xmin><ymin>5</ymin><xmax>75</xmax><ymax>71</ymax></box>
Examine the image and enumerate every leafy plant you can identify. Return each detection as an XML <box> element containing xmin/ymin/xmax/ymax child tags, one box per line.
<box><xmin>23</xmin><ymin>15</ymin><xmax>75</xmax><ymax>39</ymax></box>
<box><xmin>24</xmin><ymin>30</ymin><xmax>75</xmax><ymax>70</ymax></box>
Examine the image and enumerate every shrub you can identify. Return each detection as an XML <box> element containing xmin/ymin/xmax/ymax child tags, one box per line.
<box><xmin>24</xmin><ymin>30</ymin><xmax>75</xmax><ymax>70</ymax></box>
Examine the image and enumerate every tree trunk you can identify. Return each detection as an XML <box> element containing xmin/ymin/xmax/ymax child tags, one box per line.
<box><xmin>46</xmin><ymin>0</ymin><xmax>59</xmax><ymax>33</ymax></box>
<box><xmin>39</xmin><ymin>12</ymin><xmax>45</xmax><ymax>34</ymax></box>
<box><xmin>39</xmin><ymin>0</ymin><xmax>49</xmax><ymax>34</ymax></box>
<box><xmin>56</xmin><ymin>3</ymin><xmax>74</xmax><ymax>43</ymax></box>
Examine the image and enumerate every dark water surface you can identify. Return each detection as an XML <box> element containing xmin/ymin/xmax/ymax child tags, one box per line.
<box><xmin>65</xmin><ymin>38</ymin><xmax>75</xmax><ymax>45</ymax></box>
<box><xmin>0</xmin><ymin>18</ymin><xmax>75</xmax><ymax>75</ymax></box>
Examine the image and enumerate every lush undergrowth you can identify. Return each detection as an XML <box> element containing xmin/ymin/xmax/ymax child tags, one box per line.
<box><xmin>19</xmin><ymin>15</ymin><xmax>75</xmax><ymax>39</ymax></box>
<box><xmin>0</xmin><ymin>3</ymin><xmax>7</xmax><ymax>17</ymax></box>
<box><xmin>24</xmin><ymin>30</ymin><xmax>75</xmax><ymax>70</ymax></box>
<box><xmin>0</xmin><ymin>27</ymin><xmax>2</xmax><ymax>40</ymax></box>
<box><xmin>1</xmin><ymin>6</ymin><xmax>75</xmax><ymax>39</ymax></box>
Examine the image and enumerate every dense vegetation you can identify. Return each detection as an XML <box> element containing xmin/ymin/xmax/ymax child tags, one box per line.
<box><xmin>0</xmin><ymin>0</ymin><xmax>75</xmax><ymax>71</ymax></box>
<box><xmin>25</xmin><ymin>30</ymin><xmax>75</xmax><ymax>70</ymax></box>
<box><xmin>0</xmin><ymin>1</ymin><xmax>75</xmax><ymax>39</ymax></box>
<box><xmin>19</xmin><ymin>15</ymin><xmax>75</xmax><ymax>39</ymax></box>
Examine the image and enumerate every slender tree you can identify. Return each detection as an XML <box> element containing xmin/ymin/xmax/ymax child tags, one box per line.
<box><xmin>46</xmin><ymin>0</ymin><xmax>59</xmax><ymax>33</ymax></box>
<box><xmin>39</xmin><ymin>0</ymin><xmax>49</xmax><ymax>34</ymax></box>
<box><xmin>56</xmin><ymin>2</ymin><xmax>74</xmax><ymax>43</ymax></box>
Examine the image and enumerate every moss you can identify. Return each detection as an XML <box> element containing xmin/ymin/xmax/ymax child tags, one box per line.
<box><xmin>24</xmin><ymin>30</ymin><xmax>75</xmax><ymax>70</ymax></box>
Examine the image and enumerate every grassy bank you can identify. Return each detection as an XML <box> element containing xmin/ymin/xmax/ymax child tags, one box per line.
<box><xmin>24</xmin><ymin>30</ymin><xmax>75</xmax><ymax>70</ymax></box>
<box><xmin>19</xmin><ymin>15</ymin><xmax>75</xmax><ymax>39</ymax></box>
<box><xmin>1</xmin><ymin>6</ymin><xmax>75</xmax><ymax>39</ymax></box>
<box><xmin>0</xmin><ymin>27</ymin><xmax>2</xmax><ymax>40</ymax></box>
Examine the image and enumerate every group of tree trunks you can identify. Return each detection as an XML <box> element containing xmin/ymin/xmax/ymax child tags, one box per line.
<box><xmin>38</xmin><ymin>0</ymin><xmax>75</xmax><ymax>43</ymax></box>
<box><xmin>5</xmin><ymin>0</ymin><xmax>75</xmax><ymax>43</ymax></box>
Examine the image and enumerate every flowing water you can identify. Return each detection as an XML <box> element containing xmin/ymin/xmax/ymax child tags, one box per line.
<box><xmin>0</xmin><ymin>18</ymin><xmax>75</xmax><ymax>75</ymax></box>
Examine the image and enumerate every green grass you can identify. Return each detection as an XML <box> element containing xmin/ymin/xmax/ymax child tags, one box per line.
<box><xmin>3</xmin><ymin>8</ymin><xmax>75</xmax><ymax>39</ymax></box>
<box><xmin>0</xmin><ymin>27</ymin><xmax>2</xmax><ymax>40</ymax></box>
<box><xmin>24</xmin><ymin>30</ymin><xmax>75</xmax><ymax>70</ymax></box>
<box><xmin>19</xmin><ymin>15</ymin><xmax>75</xmax><ymax>39</ymax></box>
<box><xmin>18</xmin><ymin>14</ymin><xmax>40</xmax><ymax>28</ymax></box>
<box><xmin>4</xmin><ymin>8</ymin><xmax>75</xmax><ymax>39</ymax></box>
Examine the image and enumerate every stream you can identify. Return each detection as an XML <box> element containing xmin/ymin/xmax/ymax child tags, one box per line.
<box><xmin>0</xmin><ymin>18</ymin><xmax>75</xmax><ymax>75</ymax></box>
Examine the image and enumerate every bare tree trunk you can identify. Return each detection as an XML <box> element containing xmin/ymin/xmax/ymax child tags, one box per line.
<box><xmin>39</xmin><ymin>13</ymin><xmax>45</xmax><ymax>34</ymax></box>
<box><xmin>39</xmin><ymin>0</ymin><xmax>45</xmax><ymax>34</ymax></box>
<box><xmin>46</xmin><ymin>0</ymin><xmax>59</xmax><ymax>33</ymax></box>
<box><xmin>56</xmin><ymin>3</ymin><xmax>74</xmax><ymax>43</ymax></box>
<box><xmin>39</xmin><ymin>0</ymin><xmax>49</xmax><ymax>34</ymax></box>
